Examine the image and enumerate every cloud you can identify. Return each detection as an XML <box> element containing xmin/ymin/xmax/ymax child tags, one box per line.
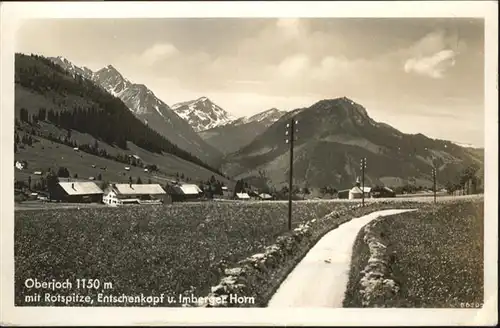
<box><xmin>276</xmin><ymin>18</ymin><xmax>304</xmax><ymax>39</ymax></box>
<box><xmin>140</xmin><ymin>43</ymin><xmax>179</xmax><ymax>65</ymax></box>
<box><xmin>404</xmin><ymin>49</ymin><xmax>457</xmax><ymax>78</ymax></box>
<box><xmin>277</xmin><ymin>54</ymin><xmax>310</xmax><ymax>78</ymax></box>
<box><xmin>403</xmin><ymin>29</ymin><xmax>465</xmax><ymax>78</ymax></box>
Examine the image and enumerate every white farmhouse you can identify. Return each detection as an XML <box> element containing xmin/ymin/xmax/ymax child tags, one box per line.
<box><xmin>103</xmin><ymin>183</ymin><xmax>168</xmax><ymax>206</ymax></box>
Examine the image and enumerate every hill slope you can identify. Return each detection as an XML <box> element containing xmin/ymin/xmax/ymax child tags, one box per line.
<box><xmin>199</xmin><ymin>108</ymin><xmax>286</xmax><ymax>155</ymax></box>
<box><xmin>221</xmin><ymin>97</ymin><xmax>483</xmax><ymax>190</ymax></box>
<box><xmin>14</xmin><ymin>53</ymin><xmax>229</xmax><ymax>186</ymax></box>
<box><xmin>49</xmin><ymin>56</ymin><xmax>222</xmax><ymax>166</ymax></box>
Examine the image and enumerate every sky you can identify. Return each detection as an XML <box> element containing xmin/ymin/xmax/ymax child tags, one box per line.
<box><xmin>15</xmin><ymin>18</ymin><xmax>485</xmax><ymax>147</ymax></box>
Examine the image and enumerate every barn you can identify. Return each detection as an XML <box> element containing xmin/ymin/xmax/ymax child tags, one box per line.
<box><xmin>52</xmin><ymin>182</ymin><xmax>104</xmax><ymax>203</ymax></box>
<box><xmin>337</xmin><ymin>189</ymin><xmax>350</xmax><ymax>199</ymax></box>
<box><xmin>165</xmin><ymin>183</ymin><xmax>203</xmax><ymax>202</ymax></box>
<box><xmin>103</xmin><ymin>184</ymin><xmax>168</xmax><ymax>206</ymax></box>
<box><xmin>371</xmin><ymin>186</ymin><xmax>396</xmax><ymax>198</ymax></box>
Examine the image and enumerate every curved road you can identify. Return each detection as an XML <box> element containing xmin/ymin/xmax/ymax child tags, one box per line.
<box><xmin>267</xmin><ymin>208</ymin><xmax>417</xmax><ymax>308</ymax></box>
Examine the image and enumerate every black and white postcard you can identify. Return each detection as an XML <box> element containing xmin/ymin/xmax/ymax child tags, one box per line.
<box><xmin>1</xmin><ymin>1</ymin><xmax>498</xmax><ymax>326</ymax></box>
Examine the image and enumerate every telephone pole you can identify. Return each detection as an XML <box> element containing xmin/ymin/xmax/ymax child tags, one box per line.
<box><xmin>432</xmin><ymin>167</ymin><xmax>437</xmax><ymax>204</ymax></box>
<box><xmin>285</xmin><ymin>117</ymin><xmax>298</xmax><ymax>230</ymax></box>
<box><xmin>360</xmin><ymin>157</ymin><xmax>367</xmax><ymax>206</ymax></box>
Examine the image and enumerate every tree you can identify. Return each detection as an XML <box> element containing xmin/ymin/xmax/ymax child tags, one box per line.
<box><xmin>20</xmin><ymin>108</ymin><xmax>29</xmax><ymax>123</ymax></box>
<box><xmin>100</xmin><ymin>181</ymin><xmax>109</xmax><ymax>191</ymax></box>
<box><xmin>148</xmin><ymin>178</ymin><xmax>152</xmax><ymax>184</ymax></box>
<box><xmin>97</xmin><ymin>173</ymin><xmax>102</xmax><ymax>181</ymax></box>
<box><xmin>38</xmin><ymin>107</ymin><xmax>47</xmax><ymax>121</ymax></box>
<box><xmin>213</xmin><ymin>181</ymin><xmax>223</xmax><ymax>195</ymax></box>
<box><xmin>46</xmin><ymin>172</ymin><xmax>59</xmax><ymax>200</ymax></box>
<box><xmin>459</xmin><ymin>164</ymin><xmax>479</xmax><ymax>194</ymax></box>
<box><xmin>57</xmin><ymin>166</ymin><xmax>70</xmax><ymax>178</ymax></box>
<box><xmin>74</xmin><ymin>173</ymin><xmax>78</xmax><ymax>179</ymax></box>
<box><xmin>233</xmin><ymin>180</ymin><xmax>244</xmax><ymax>198</ymax></box>
<box><xmin>136</xmin><ymin>177</ymin><xmax>143</xmax><ymax>184</ymax></box>
<box><xmin>28</xmin><ymin>176</ymin><xmax>32</xmax><ymax>190</ymax></box>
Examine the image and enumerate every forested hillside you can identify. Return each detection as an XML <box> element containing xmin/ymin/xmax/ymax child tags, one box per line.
<box><xmin>15</xmin><ymin>53</ymin><xmax>223</xmax><ymax>176</ymax></box>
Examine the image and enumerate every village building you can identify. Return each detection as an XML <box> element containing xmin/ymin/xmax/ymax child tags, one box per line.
<box><xmin>52</xmin><ymin>181</ymin><xmax>104</xmax><ymax>203</ymax></box>
<box><xmin>361</xmin><ymin>186</ymin><xmax>371</xmax><ymax>197</ymax></box>
<box><xmin>370</xmin><ymin>186</ymin><xmax>396</xmax><ymax>198</ymax></box>
<box><xmin>235</xmin><ymin>192</ymin><xmax>250</xmax><ymax>200</ymax></box>
<box><xmin>348</xmin><ymin>186</ymin><xmax>364</xmax><ymax>199</ymax></box>
<box><xmin>337</xmin><ymin>189</ymin><xmax>350</xmax><ymax>199</ymax></box>
<box><xmin>247</xmin><ymin>190</ymin><xmax>260</xmax><ymax>200</ymax></box>
<box><xmin>166</xmin><ymin>183</ymin><xmax>203</xmax><ymax>202</ymax></box>
<box><xmin>221</xmin><ymin>186</ymin><xmax>233</xmax><ymax>199</ymax></box>
<box><xmin>344</xmin><ymin>177</ymin><xmax>372</xmax><ymax>199</ymax></box>
<box><xmin>259</xmin><ymin>193</ymin><xmax>273</xmax><ymax>200</ymax></box>
<box><xmin>103</xmin><ymin>184</ymin><xmax>168</xmax><ymax>206</ymax></box>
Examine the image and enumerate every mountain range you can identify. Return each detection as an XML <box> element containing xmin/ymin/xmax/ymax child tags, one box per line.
<box><xmin>15</xmin><ymin>53</ymin><xmax>229</xmax><ymax>186</ymax></box>
<box><xmin>220</xmin><ymin>97</ymin><xmax>484</xmax><ymax>190</ymax></box>
<box><xmin>199</xmin><ymin>108</ymin><xmax>286</xmax><ymax>155</ymax></box>
<box><xmin>49</xmin><ymin>56</ymin><xmax>221</xmax><ymax>165</ymax></box>
<box><xmin>49</xmin><ymin>56</ymin><xmax>291</xmax><ymax>162</ymax></box>
<box><xmin>18</xmin><ymin>54</ymin><xmax>483</xmax><ymax>193</ymax></box>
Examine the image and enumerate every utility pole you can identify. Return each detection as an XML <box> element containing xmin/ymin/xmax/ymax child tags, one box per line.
<box><xmin>285</xmin><ymin>117</ymin><xmax>298</xmax><ymax>230</ymax></box>
<box><xmin>432</xmin><ymin>167</ymin><xmax>437</xmax><ymax>204</ymax></box>
<box><xmin>360</xmin><ymin>157</ymin><xmax>367</xmax><ymax>206</ymax></box>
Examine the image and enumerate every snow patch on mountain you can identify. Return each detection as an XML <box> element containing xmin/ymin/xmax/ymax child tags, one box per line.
<box><xmin>49</xmin><ymin>56</ymin><xmax>95</xmax><ymax>80</ymax></box>
<box><xmin>171</xmin><ymin>97</ymin><xmax>235</xmax><ymax>132</ymax></box>
<box><xmin>48</xmin><ymin>55</ymin><xmax>222</xmax><ymax>163</ymax></box>
<box><xmin>452</xmin><ymin>141</ymin><xmax>479</xmax><ymax>149</ymax></box>
<box><xmin>227</xmin><ymin>108</ymin><xmax>286</xmax><ymax>128</ymax></box>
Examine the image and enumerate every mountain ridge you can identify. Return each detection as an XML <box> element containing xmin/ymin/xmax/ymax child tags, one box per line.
<box><xmin>48</xmin><ymin>55</ymin><xmax>222</xmax><ymax>166</ymax></box>
<box><xmin>15</xmin><ymin>53</ymin><xmax>227</xmax><ymax>184</ymax></box>
<box><xmin>221</xmin><ymin>97</ymin><xmax>483</xmax><ymax>190</ymax></box>
<box><xmin>199</xmin><ymin>107</ymin><xmax>287</xmax><ymax>155</ymax></box>
<box><xmin>171</xmin><ymin>97</ymin><xmax>234</xmax><ymax>132</ymax></box>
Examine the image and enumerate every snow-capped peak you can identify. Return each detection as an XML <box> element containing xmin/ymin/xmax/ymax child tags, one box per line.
<box><xmin>171</xmin><ymin>97</ymin><xmax>234</xmax><ymax>132</ymax></box>
<box><xmin>49</xmin><ymin>56</ymin><xmax>94</xmax><ymax>80</ymax></box>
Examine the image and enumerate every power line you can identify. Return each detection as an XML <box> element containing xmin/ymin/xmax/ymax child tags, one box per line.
<box><xmin>360</xmin><ymin>157</ymin><xmax>367</xmax><ymax>207</ymax></box>
<box><xmin>285</xmin><ymin>117</ymin><xmax>298</xmax><ymax>230</ymax></box>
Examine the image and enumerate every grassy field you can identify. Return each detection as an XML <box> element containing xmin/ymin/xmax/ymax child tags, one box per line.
<box><xmin>15</xmin><ymin>118</ymin><xmax>231</xmax><ymax>188</ymax></box>
<box><xmin>343</xmin><ymin>199</ymin><xmax>484</xmax><ymax>308</ymax></box>
<box><xmin>15</xmin><ymin>201</ymin><xmax>354</xmax><ymax>306</ymax></box>
<box><xmin>15</xmin><ymin>123</ymin><xmax>232</xmax><ymax>188</ymax></box>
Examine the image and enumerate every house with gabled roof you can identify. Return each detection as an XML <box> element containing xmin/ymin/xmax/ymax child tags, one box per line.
<box><xmin>235</xmin><ymin>192</ymin><xmax>250</xmax><ymax>200</ymax></box>
<box><xmin>165</xmin><ymin>183</ymin><xmax>203</xmax><ymax>202</ymax></box>
<box><xmin>52</xmin><ymin>181</ymin><xmax>104</xmax><ymax>203</ymax></box>
<box><xmin>103</xmin><ymin>183</ymin><xmax>168</xmax><ymax>206</ymax></box>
